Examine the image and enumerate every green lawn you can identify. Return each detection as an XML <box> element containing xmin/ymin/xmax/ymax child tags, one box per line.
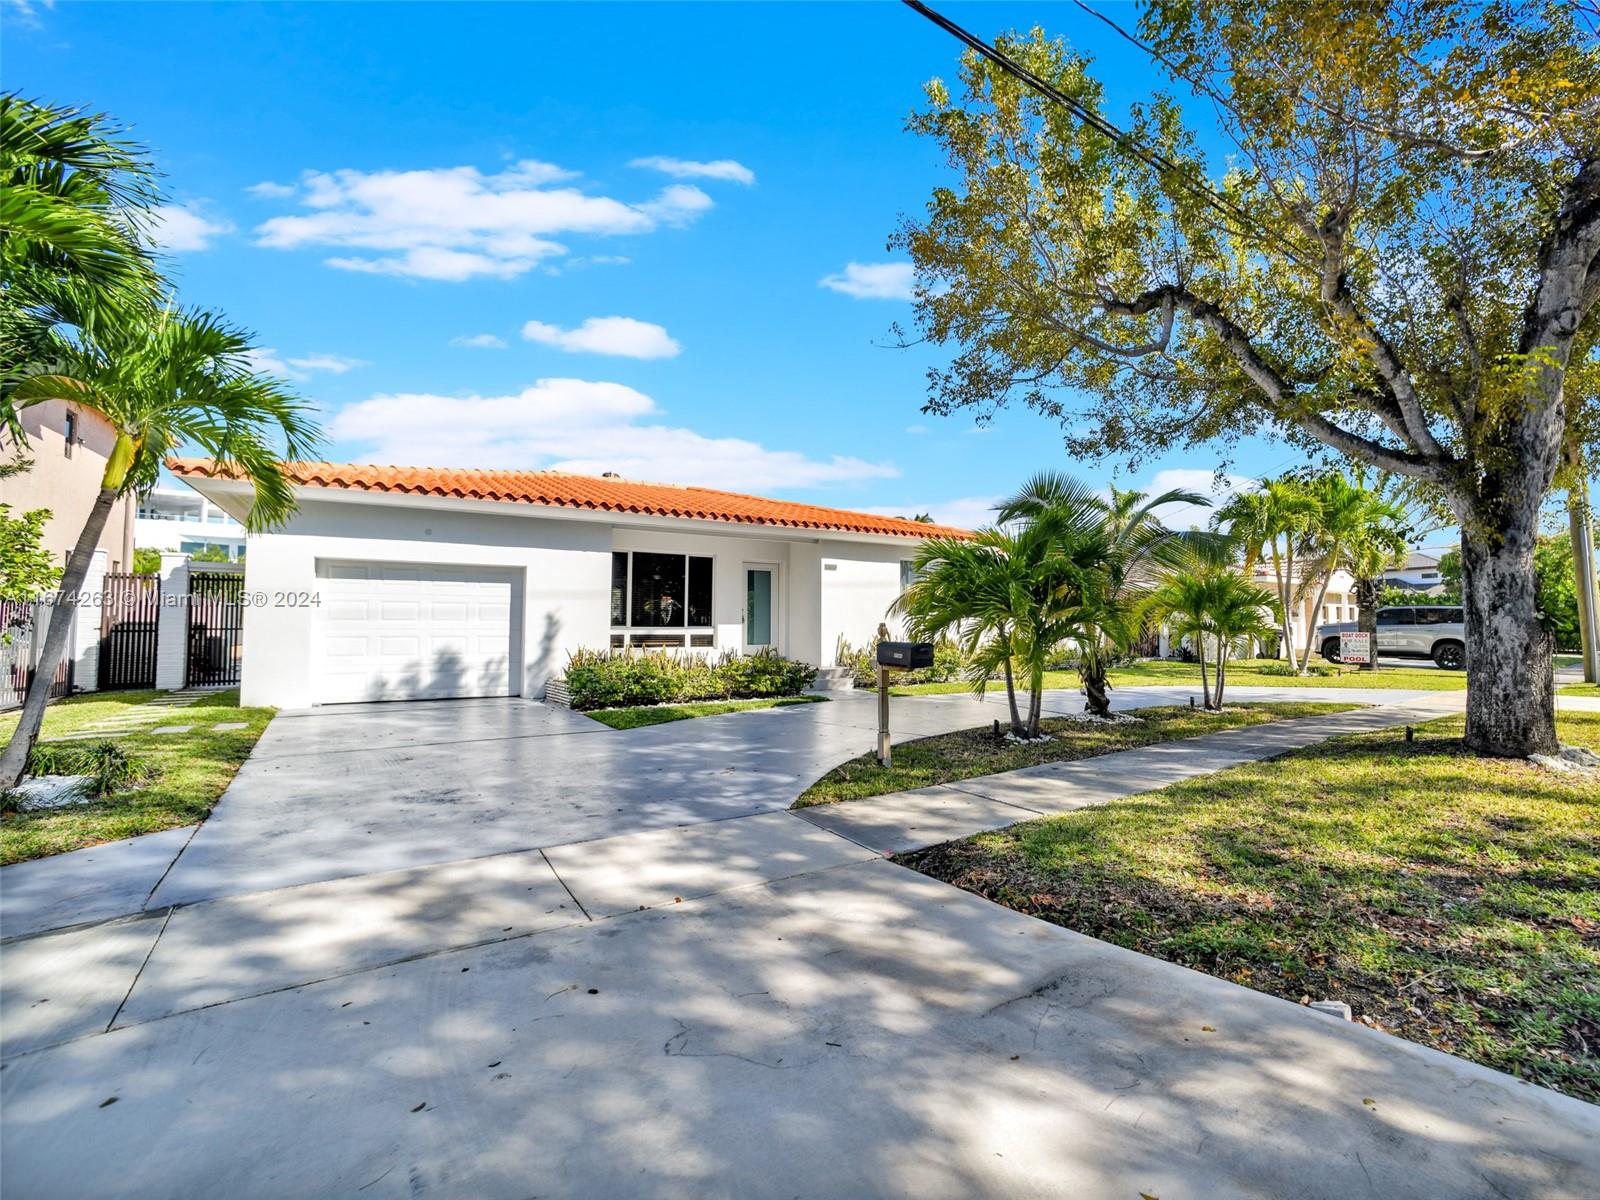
<box><xmin>1559</xmin><ymin>683</ymin><xmax>1600</xmax><ymax>698</ymax></box>
<box><xmin>794</xmin><ymin>701</ymin><xmax>1359</xmax><ymax>807</ymax></box>
<box><xmin>584</xmin><ymin>694</ymin><xmax>825</xmax><ymax>730</ymax></box>
<box><xmin>901</xmin><ymin>711</ymin><xmax>1600</xmax><ymax>1103</ymax></box>
<box><xmin>889</xmin><ymin>658</ymin><xmax>1471</xmax><ymax>696</ymax></box>
<box><xmin>1</xmin><ymin>689</ymin><xmax>275</xmax><ymax>865</ymax></box>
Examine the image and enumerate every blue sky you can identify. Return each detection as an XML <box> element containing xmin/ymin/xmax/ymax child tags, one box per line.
<box><xmin>9</xmin><ymin>0</ymin><xmax>1315</xmax><ymax>529</ymax></box>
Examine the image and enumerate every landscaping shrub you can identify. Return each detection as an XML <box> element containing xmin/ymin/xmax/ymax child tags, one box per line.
<box><xmin>836</xmin><ymin>632</ymin><xmax>969</xmax><ymax>688</ymax></box>
<box><xmin>2</xmin><ymin>740</ymin><xmax>153</xmax><ymax>811</ymax></box>
<box><xmin>561</xmin><ymin>647</ymin><xmax>815</xmax><ymax>710</ymax></box>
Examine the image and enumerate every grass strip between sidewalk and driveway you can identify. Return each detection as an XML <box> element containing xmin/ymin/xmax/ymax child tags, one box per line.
<box><xmin>900</xmin><ymin>710</ymin><xmax>1600</xmax><ymax>1104</ymax></box>
<box><xmin>1</xmin><ymin>689</ymin><xmax>274</xmax><ymax>866</ymax></box>
<box><xmin>890</xmin><ymin>658</ymin><xmax>1472</xmax><ymax>696</ymax></box>
<box><xmin>585</xmin><ymin>694</ymin><xmax>826</xmax><ymax>730</ymax></box>
<box><xmin>793</xmin><ymin>701</ymin><xmax>1360</xmax><ymax>808</ymax></box>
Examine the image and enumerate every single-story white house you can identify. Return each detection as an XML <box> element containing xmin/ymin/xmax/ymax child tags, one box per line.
<box><xmin>168</xmin><ymin>459</ymin><xmax>967</xmax><ymax>708</ymax></box>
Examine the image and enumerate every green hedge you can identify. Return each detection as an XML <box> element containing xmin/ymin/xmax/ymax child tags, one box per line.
<box><xmin>835</xmin><ymin>632</ymin><xmax>969</xmax><ymax>688</ymax></box>
<box><xmin>561</xmin><ymin>648</ymin><xmax>816</xmax><ymax>711</ymax></box>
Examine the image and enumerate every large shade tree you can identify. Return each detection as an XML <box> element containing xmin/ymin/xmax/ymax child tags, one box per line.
<box><xmin>895</xmin><ymin>1</ymin><xmax>1600</xmax><ymax>756</ymax></box>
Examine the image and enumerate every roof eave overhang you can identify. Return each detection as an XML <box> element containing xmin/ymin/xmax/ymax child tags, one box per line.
<box><xmin>176</xmin><ymin>475</ymin><xmax>950</xmax><ymax>547</ymax></box>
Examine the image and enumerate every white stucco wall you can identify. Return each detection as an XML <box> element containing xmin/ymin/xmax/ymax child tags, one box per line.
<box><xmin>818</xmin><ymin>543</ymin><xmax>916</xmax><ymax>666</ymax></box>
<box><xmin>238</xmin><ymin>497</ymin><xmax>611</xmax><ymax>708</ymax></box>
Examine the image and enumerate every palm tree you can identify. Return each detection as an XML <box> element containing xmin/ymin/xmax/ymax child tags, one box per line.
<box><xmin>1214</xmin><ymin>477</ymin><xmax>1317</xmax><ymax>667</ymax></box>
<box><xmin>1147</xmin><ymin>562</ymin><xmax>1281</xmax><ymax>709</ymax></box>
<box><xmin>895</xmin><ymin>519</ymin><xmax>1092</xmax><ymax>738</ymax></box>
<box><xmin>999</xmin><ymin>472</ymin><xmax>1224</xmax><ymax>717</ymax></box>
<box><xmin>0</xmin><ymin>306</ymin><xmax>323</xmax><ymax>786</ymax></box>
<box><xmin>2</xmin><ymin>95</ymin><xmax>162</xmax><ymax>428</ymax></box>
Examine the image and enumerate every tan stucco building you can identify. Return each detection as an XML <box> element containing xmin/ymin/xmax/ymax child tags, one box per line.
<box><xmin>1</xmin><ymin>401</ymin><xmax>136</xmax><ymax>575</ymax></box>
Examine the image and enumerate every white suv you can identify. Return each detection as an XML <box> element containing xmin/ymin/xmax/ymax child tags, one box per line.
<box><xmin>1316</xmin><ymin>605</ymin><xmax>1466</xmax><ymax>670</ymax></box>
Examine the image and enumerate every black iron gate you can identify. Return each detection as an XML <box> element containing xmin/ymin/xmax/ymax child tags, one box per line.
<box><xmin>99</xmin><ymin>573</ymin><xmax>161</xmax><ymax>690</ymax></box>
<box><xmin>186</xmin><ymin>571</ymin><xmax>245</xmax><ymax>687</ymax></box>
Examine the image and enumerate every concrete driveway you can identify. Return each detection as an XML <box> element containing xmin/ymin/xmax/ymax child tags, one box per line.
<box><xmin>7</xmin><ymin>686</ymin><xmax>1595</xmax><ymax>1198</ymax></box>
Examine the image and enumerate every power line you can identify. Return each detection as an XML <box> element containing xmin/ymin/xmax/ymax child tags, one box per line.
<box><xmin>900</xmin><ymin>0</ymin><xmax>1317</xmax><ymax>270</ymax></box>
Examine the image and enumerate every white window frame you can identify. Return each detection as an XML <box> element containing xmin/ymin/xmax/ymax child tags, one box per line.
<box><xmin>610</xmin><ymin>550</ymin><xmax>716</xmax><ymax>650</ymax></box>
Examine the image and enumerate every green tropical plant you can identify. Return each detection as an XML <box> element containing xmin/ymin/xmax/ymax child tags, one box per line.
<box><xmin>894</xmin><ymin>524</ymin><xmax>1088</xmax><ymax>737</ymax></box>
<box><xmin>0</xmin><ymin>501</ymin><xmax>60</xmax><ymax>604</ymax></box>
<box><xmin>0</xmin><ymin>307</ymin><xmax>323</xmax><ymax>787</ymax></box>
<box><xmin>999</xmin><ymin>473</ymin><xmax>1224</xmax><ymax>717</ymax></box>
<box><xmin>2</xmin><ymin>95</ymin><xmax>162</xmax><ymax>429</ymax></box>
<box><xmin>1146</xmin><ymin>562</ymin><xmax>1281</xmax><ymax>709</ymax></box>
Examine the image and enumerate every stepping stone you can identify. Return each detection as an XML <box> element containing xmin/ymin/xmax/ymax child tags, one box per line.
<box><xmin>150</xmin><ymin>725</ymin><xmax>193</xmax><ymax>735</ymax></box>
<box><xmin>212</xmin><ymin>722</ymin><xmax>246</xmax><ymax>732</ymax></box>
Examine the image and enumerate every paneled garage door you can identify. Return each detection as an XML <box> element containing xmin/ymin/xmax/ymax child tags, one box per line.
<box><xmin>315</xmin><ymin>562</ymin><xmax>520</xmax><ymax>704</ymax></box>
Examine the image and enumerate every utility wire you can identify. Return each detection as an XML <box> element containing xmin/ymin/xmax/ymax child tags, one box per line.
<box><xmin>900</xmin><ymin>0</ymin><xmax>1317</xmax><ymax>270</ymax></box>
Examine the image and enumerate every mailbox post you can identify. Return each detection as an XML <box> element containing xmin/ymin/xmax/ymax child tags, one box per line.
<box><xmin>874</xmin><ymin>640</ymin><xmax>935</xmax><ymax>767</ymax></box>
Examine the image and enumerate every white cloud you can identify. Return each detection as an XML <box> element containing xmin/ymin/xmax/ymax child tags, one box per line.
<box><xmin>147</xmin><ymin>204</ymin><xmax>234</xmax><ymax>252</ymax></box>
<box><xmin>1</xmin><ymin>0</ymin><xmax>53</xmax><ymax>27</ymax></box>
<box><xmin>287</xmin><ymin>353</ymin><xmax>368</xmax><ymax>375</ymax></box>
<box><xmin>819</xmin><ymin>261</ymin><xmax>916</xmax><ymax>301</ymax></box>
<box><xmin>329</xmin><ymin>378</ymin><xmax>898</xmax><ymax>492</ymax></box>
<box><xmin>904</xmin><ymin>424</ymin><xmax>928</xmax><ymax>435</ymax></box>
<box><xmin>1138</xmin><ymin>467</ymin><xmax>1258</xmax><ymax>531</ymax></box>
<box><xmin>253</xmin><ymin>160</ymin><xmax>715</xmax><ymax>281</ymax></box>
<box><xmin>450</xmin><ymin>333</ymin><xmax>508</xmax><ymax>350</ymax></box>
<box><xmin>870</xmin><ymin>495</ymin><xmax>1000</xmax><ymax>531</ymax></box>
<box><xmin>521</xmin><ymin>316</ymin><xmax>680</xmax><ymax>359</ymax></box>
<box><xmin>246</xmin><ymin>181</ymin><xmax>297</xmax><ymax>199</ymax></box>
<box><xmin>629</xmin><ymin>156</ymin><xmax>755</xmax><ymax>186</ymax></box>
<box><xmin>244</xmin><ymin>348</ymin><xmax>368</xmax><ymax>382</ymax></box>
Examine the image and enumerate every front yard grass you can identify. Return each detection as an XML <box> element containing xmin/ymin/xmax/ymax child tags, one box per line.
<box><xmin>901</xmin><ymin>711</ymin><xmax>1600</xmax><ymax>1103</ymax></box>
<box><xmin>585</xmin><ymin>694</ymin><xmax>825</xmax><ymax>730</ymax></box>
<box><xmin>794</xmin><ymin>701</ymin><xmax>1359</xmax><ymax>808</ymax></box>
<box><xmin>890</xmin><ymin>658</ymin><xmax>1470</xmax><ymax>696</ymax></box>
<box><xmin>1</xmin><ymin>689</ymin><xmax>274</xmax><ymax>866</ymax></box>
<box><xmin>1559</xmin><ymin>683</ymin><xmax>1600</xmax><ymax>698</ymax></box>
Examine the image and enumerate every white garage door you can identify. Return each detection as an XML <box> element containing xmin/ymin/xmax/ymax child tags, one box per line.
<box><xmin>315</xmin><ymin>562</ymin><xmax>520</xmax><ymax>704</ymax></box>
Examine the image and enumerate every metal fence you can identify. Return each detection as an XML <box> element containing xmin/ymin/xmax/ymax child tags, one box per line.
<box><xmin>186</xmin><ymin>571</ymin><xmax>245</xmax><ymax>687</ymax></box>
<box><xmin>99</xmin><ymin>573</ymin><xmax>161</xmax><ymax>691</ymax></box>
<box><xmin>1</xmin><ymin>600</ymin><xmax>75</xmax><ymax>711</ymax></box>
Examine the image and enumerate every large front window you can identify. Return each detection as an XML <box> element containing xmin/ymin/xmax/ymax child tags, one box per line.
<box><xmin>611</xmin><ymin>551</ymin><xmax>713</xmax><ymax>648</ymax></box>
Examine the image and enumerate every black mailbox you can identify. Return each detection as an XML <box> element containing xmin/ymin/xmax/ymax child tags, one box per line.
<box><xmin>877</xmin><ymin>641</ymin><xmax>935</xmax><ymax>670</ymax></box>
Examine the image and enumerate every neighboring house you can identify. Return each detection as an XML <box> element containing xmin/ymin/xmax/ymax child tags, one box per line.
<box><xmin>136</xmin><ymin>485</ymin><xmax>248</xmax><ymax>561</ymax></box>
<box><xmin>1248</xmin><ymin>562</ymin><xmax>1361</xmax><ymax>655</ymax></box>
<box><xmin>1381</xmin><ymin>550</ymin><xmax>1451</xmax><ymax>595</ymax></box>
<box><xmin>0</xmin><ymin>400</ymin><xmax>135</xmax><ymax>573</ymax></box>
<box><xmin>167</xmin><ymin>459</ymin><xmax>968</xmax><ymax>708</ymax></box>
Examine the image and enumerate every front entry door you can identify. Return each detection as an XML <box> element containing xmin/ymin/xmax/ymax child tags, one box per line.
<box><xmin>744</xmin><ymin>565</ymin><xmax>776</xmax><ymax>653</ymax></box>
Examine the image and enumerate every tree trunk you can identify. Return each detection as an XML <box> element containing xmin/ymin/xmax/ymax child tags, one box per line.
<box><xmin>1026</xmin><ymin>664</ymin><xmax>1044</xmax><ymax>737</ymax></box>
<box><xmin>1215</xmin><ymin>640</ymin><xmax>1228</xmax><ymax>708</ymax></box>
<box><xmin>1197</xmin><ymin>638</ymin><xmax>1212</xmax><ymax>710</ymax></box>
<box><xmin>1081</xmin><ymin>647</ymin><xmax>1112</xmax><ymax>718</ymax></box>
<box><xmin>1282</xmin><ymin>540</ymin><xmax>1300</xmax><ymax>664</ymax></box>
<box><xmin>1</xmin><ymin>487</ymin><xmax>120</xmax><ymax>789</ymax></box>
<box><xmin>1460</xmin><ymin>522</ymin><xmax>1556</xmax><ymax>756</ymax></box>
<box><xmin>1000</xmin><ymin>653</ymin><xmax>1023</xmax><ymax>735</ymax></box>
<box><xmin>1269</xmin><ymin>540</ymin><xmax>1293</xmax><ymax>662</ymax></box>
<box><xmin>1297</xmin><ymin>554</ymin><xmax>1338</xmax><ymax>674</ymax></box>
<box><xmin>1568</xmin><ymin>480</ymin><xmax>1599</xmax><ymax>685</ymax></box>
<box><xmin>1355</xmin><ymin>576</ymin><xmax>1380</xmax><ymax>672</ymax></box>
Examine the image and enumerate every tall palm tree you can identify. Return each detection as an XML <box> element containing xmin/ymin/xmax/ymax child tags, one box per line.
<box><xmin>1146</xmin><ymin>563</ymin><xmax>1281</xmax><ymax>709</ymax></box>
<box><xmin>0</xmin><ymin>306</ymin><xmax>323</xmax><ymax>786</ymax></box>
<box><xmin>1214</xmin><ymin>478</ymin><xmax>1317</xmax><ymax>667</ymax></box>
<box><xmin>999</xmin><ymin>472</ymin><xmax>1223</xmax><ymax>717</ymax></box>
<box><xmin>2</xmin><ymin>95</ymin><xmax>162</xmax><ymax>428</ymax></box>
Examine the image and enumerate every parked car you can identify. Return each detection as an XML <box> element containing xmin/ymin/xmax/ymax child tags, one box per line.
<box><xmin>1316</xmin><ymin>605</ymin><xmax>1466</xmax><ymax>669</ymax></box>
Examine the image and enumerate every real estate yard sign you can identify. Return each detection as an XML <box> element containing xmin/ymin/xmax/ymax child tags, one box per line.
<box><xmin>1340</xmin><ymin>631</ymin><xmax>1373</xmax><ymax>665</ymax></box>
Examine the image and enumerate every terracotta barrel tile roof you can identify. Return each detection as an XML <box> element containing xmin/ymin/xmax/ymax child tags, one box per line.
<box><xmin>167</xmin><ymin>459</ymin><xmax>972</xmax><ymax>540</ymax></box>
